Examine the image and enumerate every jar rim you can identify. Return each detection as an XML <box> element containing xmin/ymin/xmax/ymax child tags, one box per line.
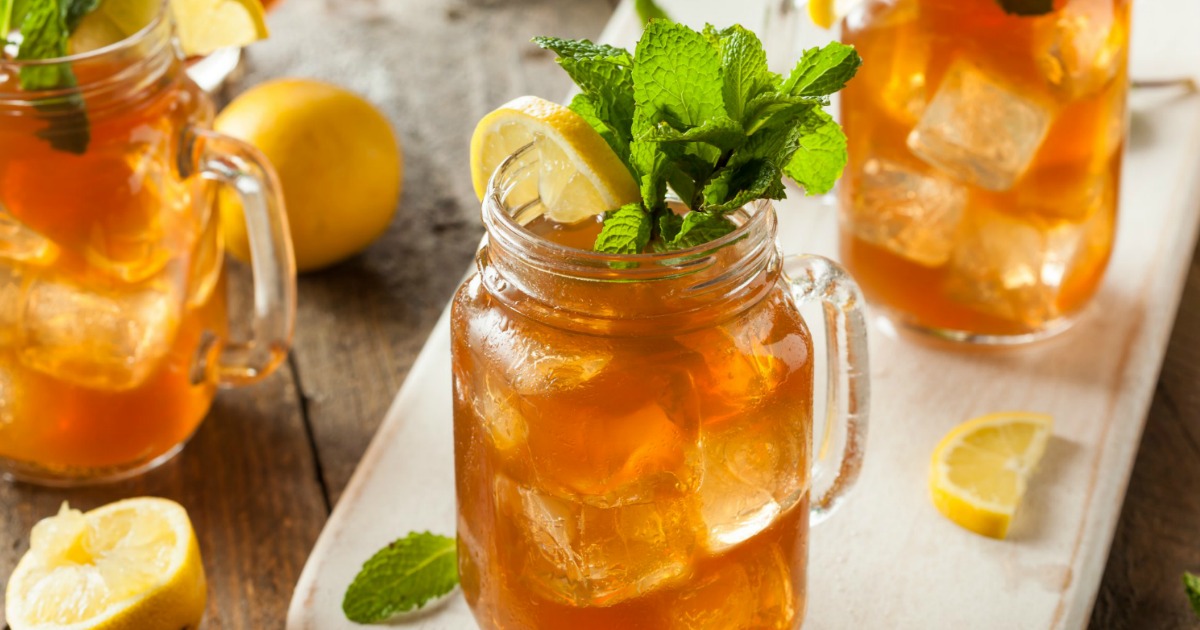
<box><xmin>483</xmin><ymin>143</ymin><xmax>775</xmax><ymax>282</ymax></box>
<box><xmin>1</xmin><ymin>0</ymin><xmax>169</xmax><ymax>69</ymax></box>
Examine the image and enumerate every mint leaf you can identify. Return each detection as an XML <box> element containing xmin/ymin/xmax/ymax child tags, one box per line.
<box><xmin>742</xmin><ymin>93</ymin><xmax>816</xmax><ymax>136</ymax></box>
<box><xmin>782</xmin><ymin>42</ymin><xmax>862</xmax><ymax>98</ymax></box>
<box><xmin>642</xmin><ymin>116</ymin><xmax>744</xmax><ymax>151</ymax></box>
<box><xmin>536</xmin><ymin>37</ymin><xmax>637</xmax><ymax>168</ymax></box>
<box><xmin>702</xmin><ymin>159</ymin><xmax>782</xmax><ymax>213</ymax></box>
<box><xmin>635</xmin><ymin>0</ymin><xmax>670</xmax><ymax>24</ymax></box>
<box><xmin>634</xmin><ymin>20</ymin><xmax>726</xmax><ymax>130</ymax></box>
<box><xmin>713</xmin><ymin>25</ymin><xmax>777</xmax><ymax>123</ymax></box>
<box><xmin>995</xmin><ymin>0</ymin><xmax>1053</xmax><ymax>15</ymax></box>
<box><xmin>570</xmin><ymin>93</ymin><xmax>630</xmax><ymax>168</ymax></box>
<box><xmin>783</xmin><ymin>108</ymin><xmax>846</xmax><ymax>195</ymax></box>
<box><xmin>342</xmin><ymin>532</ymin><xmax>459</xmax><ymax>624</ymax></box>
<box><xmin>658</xmin><ymin>210</ymin><xmax>683</xmax><ymax>243</ymax></box>
<box><xmin>669</xmin><ymin>211</ymin><xmax>737</xmax><ymax>250</ymax></box>
<box><xmin>17</xmin><ymin>0</ymin><xmax>89</xmax><ymax>154</ymax></box>
<box><xmin>629</xmin><ymin>138</ymin><xmax>669</xmax><ymax>210</ymax></box>
<box><xmin>594</xmin><ymin>203</ymin><xmax>651</xmax><ymax>254</ymax></box>
<box><xmin>1185</xmin><ymin>572</ymin><xmax>1200</xmax><ymax>619</ymax></box>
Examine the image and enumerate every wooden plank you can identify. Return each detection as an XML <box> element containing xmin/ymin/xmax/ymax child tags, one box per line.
<box><xmin>0</xmin><ymin>268</ymin><xmax>329</xmax><ymax>629</ymax></box>
<box><xmin>1091</xmin><ymin>244</ymin><xmax>1200</xmax><ymax>628</ymax></box>
<box><xmin>232</xmin><ymin>0</ymin><xmax>619</xmax><ymax>506</ymax></box>
<box><xmin>288</xmin><ymin>0</ymin><xmax>1200</xmax><ymax>628</ymax></box>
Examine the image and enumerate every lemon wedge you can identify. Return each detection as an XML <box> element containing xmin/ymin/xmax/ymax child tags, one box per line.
<box><xmin>929</xmin><ymin>411</ymin><xmax>1054</xmax><ymax>539</ymax></box>
<box><xmin>5</xmin><ymin>498</ymin><xmax>206</xmax><ymax>630</ymax></box>
<box><xmin>172</xmin><ymin>0</ymin><xmax>269</xmax><ymax>56</ymax></box>
<box><xmin>470</xmin><ymin>95</ymin><xmax>639</xmax><ymax>224</ymax></box>
<box><xmin>807</xmin><ymin>0</ymin><xmax>863</xmax><ymax>29</ymax></box>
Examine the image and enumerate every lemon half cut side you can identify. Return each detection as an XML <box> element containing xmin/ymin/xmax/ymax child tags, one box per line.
<box><xmin>5</xmin><ymin>498</ymin><xmax>207</xmax><ymax>630</ymax></box>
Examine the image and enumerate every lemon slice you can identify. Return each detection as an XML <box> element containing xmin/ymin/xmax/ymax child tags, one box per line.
<box><xmin>470</xmin><ymin>95</ymin><xmax>639</xmax><ymax>224</ymax></box>
<box><xmin>69</xmin><ymin>0</ymin><xmax>268</xmax><ymax>56</ymax></box>
<box><xmin>5</xmin><ymin>498</ymin><xmax>207</xmax><ymax>630</ymax></box>
<box><xmin>929</xmin><ymin>411</ymin><xmax>1054</xmax><ymax>539</ymax></box>
<box><xmin>172</xmin><ymin>0</ymin><xmax>269</xmax><ymax>56</ymax></box>
<box><xmin>807</xmin><ymin>0</ymin><xmax>864</xmax><ymax>29</ymax></box>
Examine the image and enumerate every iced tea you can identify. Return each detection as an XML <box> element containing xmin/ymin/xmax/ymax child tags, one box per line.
<box><xmin>839</xmin><ymin>0</ymin><xmax>1129</xmax><ymax>340</ymax></box>
<box><xmin>0</xmin><ymin>8</ymin><xmax>293</xmax><ymax>483</ymax></box>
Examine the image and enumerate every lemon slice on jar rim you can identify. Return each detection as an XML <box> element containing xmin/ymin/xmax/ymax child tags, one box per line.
<box><xmin>5</xmin><ymin>498</ymin><xmax>207</xmax><ymax>630</ymax></box>
<box><xmin>929</xmin><ymin>411</ymin><xmax>1054</xmax><ymax>539</ymax></box>
<box><xmin>470</xmin><ymin>95</ymin><xmax>640</xmax><ymax>225</ymax></box>
<box><xmin>71</xmin><ymin>0</ymin><xmax>269</xmax><ymax>57</ymax></box>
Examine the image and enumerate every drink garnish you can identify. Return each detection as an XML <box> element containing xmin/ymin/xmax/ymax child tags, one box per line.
<box><xmin>4</xmin><ymin>0</ymin><xmax>97</xmax><ymax>153</ymax></box>
<box><xmin>342</xmin><ymin>531</ymin><xmax>460</xmax><ymax>624</ymax></box>
<box><xmin>534</xmin><ymin>20</ymin><xmax>860</xmax><ymax>254</ymax></box>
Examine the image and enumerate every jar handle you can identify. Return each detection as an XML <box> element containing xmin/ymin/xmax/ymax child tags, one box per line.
<box><xmin>783</xmin><ymin>254</ymin><xmax>870</xmax><ymax>525</ymax></box>
<box><xmin>185</xmin><ymin>128</ymin><xmax>297</xmax><ymax>387</ymax></box>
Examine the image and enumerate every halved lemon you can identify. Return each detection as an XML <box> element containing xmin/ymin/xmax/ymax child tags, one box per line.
<box><xmin>469</xmin><ymin>95</ymin><xmax>639</xmax><ymax>224</ymax></box>
<box><xmin>929</xmin><ymin>411</ymin><xmax>1054</xmax><ymax>539</ymax></box>
<box><xmin>5</xmin><ymin>498</ymin><xmax>206</xmax><ymax>630</ymax></box>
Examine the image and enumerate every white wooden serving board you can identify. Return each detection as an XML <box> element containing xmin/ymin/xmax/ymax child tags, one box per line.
<box><xmin>288</xmin><ymin>1</ymin><xmax>1200</xmax><ymax>627</ymax></box>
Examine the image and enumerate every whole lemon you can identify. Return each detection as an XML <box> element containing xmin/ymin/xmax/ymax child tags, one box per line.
<box><xmin>215</xmin><ymin>79</ymin><xmax>402</xmax><ymax>272</ymax></box>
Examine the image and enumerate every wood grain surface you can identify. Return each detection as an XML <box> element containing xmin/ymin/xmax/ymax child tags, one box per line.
<box><xmin>1</xmin><ymin>0</ymin><xmax>1197</xmax><ymax>628</ymax></box>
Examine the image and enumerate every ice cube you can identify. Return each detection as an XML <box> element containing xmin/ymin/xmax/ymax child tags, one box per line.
<box><xmin>18</xmin><ymin>269</ymin><xmax>183</xmax><ymax>391</ymax></box>
<box><xmin>908</xmin><ymin>60</ymin><xmax>1052</xmax><ymax>191</ymax></box>
<box><xmin>697</xmin><ymin>411</ymin><xmax>809</xmax><ymax>552</ymax></box>
<box><xmin>495</xmin><ymin>475</ymin><xmax>697</xmax><ymax>607</ymax></box>
<box><xmin>945</xmin><ymin>205</ymin><xmax>1093</xmax><ymax>326</ymax></box>
<box><xmin>474</xmin><ymin>370</ymin><xmax>530</xmax><ymax>454</ymax></box>
<box><xmin>668</xmin><ymin>545</ymin><xmax>796</xmax><ymax>630</ymax></box>
<box><xmin>1035</xmin><ymin>0</ymin><xmax>1126</xmax><ymax>98</ymax></box>
<box><xmin>845</xmin><ymin>158</ymin><xmax>967</xmax><ymax>266</ymax></box>
<box><xmin>0</xmin><ymin>204</ymin><xmax>56</xmax><ymax>265</ymax></box>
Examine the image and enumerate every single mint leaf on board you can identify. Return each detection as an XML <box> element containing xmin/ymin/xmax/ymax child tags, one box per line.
<box><xmin>783</xmin><ymin>107</ymin><xmax>846</xmax><ymax>195</ymax></box>
<box><xmin>342</xmin><ymin>532</ymin><xmax>459</xmax><ymax>624</ymax></box>
<box><xmin>782</xmin><ymin>42</ymin><xmax>862</xmax><ymax>98</ymax></box>
<box><xmin>669</xmin><ymin>210</ymin><xmax>737</xmax><ymax>250</ymax></box>
<box><xmin>635</xmin><ymin>0</ymin><xmax>670</xmax><ymax>25</ymax></box>
<box><xmin>17</xmin><ymin>0</ymin><xmax>89</xmax><ymax>154</ymax></box>
<box><xmin>594</xmin><ymin>203</ymin><xmax>652</xmax><ymax>254</ymax></box>
<box><xmin>995</xmin><ymin>0</ymin><xmax>1053</xmax><ymax>15</ymax></box>
<box><xmin>634</xmin><ymin>20</ymin><xmax>726</xmax><ymax>131</ymax></box>
<box><xmin>713</xmin><ymin>25</ymin><xmax>777</xmax><ymax>123</ymax></box>
<box><xmin>1185</xmin><ymin>572</ymin><xmax>1200</xmax><ymax>618</ymax></box>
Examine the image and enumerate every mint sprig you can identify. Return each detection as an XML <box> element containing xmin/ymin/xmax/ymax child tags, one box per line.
<box><xmin>342</xmin><ymin>532</ymin><xmax>459</xmax><ymax>624</ymax></box>
<box><xmin>1185</xmin><ymin>572</ymin><xmax>1200</xmax><ymax>619</ymax></box>
<box><xmin>535</xmin><ymin>21</ymin><xmax>860</xmax><ymax>254</ymax></box>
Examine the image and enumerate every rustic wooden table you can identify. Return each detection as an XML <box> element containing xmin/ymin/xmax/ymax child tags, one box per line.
<box><xmin>1</xmin><ymin>0</ymin><xmax>1197</xmax><ymax>628</ymax></box>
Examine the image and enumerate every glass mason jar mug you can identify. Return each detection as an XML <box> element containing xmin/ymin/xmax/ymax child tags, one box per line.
<box><xmin>452</xmin><ymin>146</ymin><xmax>870</xmax><ymax>629</ymax></box>
<box><xmin>839</xmin><ymin>0</ymin><xmax>1130</xmax><ymax>343</ymax></box>
<box><xmin>0</xmin><ymin>4</ymin><xmax>296</xmax><ymax>485</ymax></box>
